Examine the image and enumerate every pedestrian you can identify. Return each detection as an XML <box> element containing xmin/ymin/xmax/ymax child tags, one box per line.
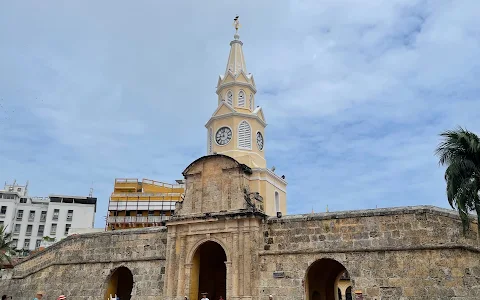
<box><xmin>201</xmin><ymin>292</ymin><xmax>209</xmax><ymax>300</ymax></box>
<box><xmin>269</xmin><ymin>295</ymin><xmax>273</xmax><ymax>300</ymax></box>
<box><xmin>219</xmin><ymin>296</ymin><xmax>224</xmax><ymax>300</ymax></box>
<box><xmin>57</xmin><ymin>295</ymin><xmax>66</xmax><ymax>300</ymax></box>
<box><xmin>33</xmin><ymin>291</ymin><xmax>45</xmax><ymax>300</ymax></box>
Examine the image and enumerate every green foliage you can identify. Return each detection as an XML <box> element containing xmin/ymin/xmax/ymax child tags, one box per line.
<box><xmin>435</xmin><ymin>127</ymin><xmax>480</xmax><ymax>234</ymax></box>
<box><xmin>0</xmin><ymin>225</ymin><xmax>17</xmax><ymax>267</ymax></box>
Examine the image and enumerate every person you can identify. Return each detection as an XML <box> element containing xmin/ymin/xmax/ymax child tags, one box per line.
<box><xmin>2</xmin><ymin>295</ymin><xmax>7</xmax><ymax>300</ymax></box>
<box><xmin>57</xmin><ymin>295</ymin><xmax>66</xmax><ymax>300</ymax></box>
<box><xmin>269</xmin><ymin>295</ymin><xmax>273</xmax><ymax>300</ymax></box>
<box><xmin>219</xmin><ymin>296</ymin><xmax>224</xmax><ymax>300</ymax></box>
<box><xmin>33</xmin><ymin>291</ymin><xmax>45</xmax><ymax>300</ymax></box>
<box><xmin>201</xmin><ymin>293</ymin><xmax>209</xmax><ymax>300</ymax></box>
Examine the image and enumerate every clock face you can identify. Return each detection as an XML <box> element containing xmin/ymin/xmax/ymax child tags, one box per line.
<box><xmin>216</xmin><ymin>127</ymin><xmax>232</xmax><ymax>146</ymax></box>
<box><xmin>256</xmin><ymin>132</ymin><xmax>264</xmax><ymax>150</ymax></box>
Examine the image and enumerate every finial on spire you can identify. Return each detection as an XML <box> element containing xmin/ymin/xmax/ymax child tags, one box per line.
<box><xmin>233</xmin><ymin>15</ymin><xmax>241</xmax><ymax>40</ymax></box>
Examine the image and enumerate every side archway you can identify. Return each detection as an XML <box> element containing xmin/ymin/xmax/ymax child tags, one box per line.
<box><xmin>105</xmin><ymin>266</ymin><xmax>134</xmax><ymax>300</ymax></box>
<box><xmin>305</xmin><ymin>258</ymin><xmax>352</xmax><ymax>300</ymax></box>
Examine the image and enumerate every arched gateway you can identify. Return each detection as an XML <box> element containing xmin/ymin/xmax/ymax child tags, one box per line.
<box><xmin>104</xmin><ymin>266</ymin><xmax>134</xmax><ymax>300</ymax></box>
<box><xmin>189</xmin><ymin>241</ymin><xmax>228</xmax><ymax>300</ymax></box>
<box><xmin>305</xmin><ymin>259</ymin><xmax>352</xmax><ymax>300</ymax></box>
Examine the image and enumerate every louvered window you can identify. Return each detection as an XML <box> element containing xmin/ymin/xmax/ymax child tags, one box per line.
<box><xmin>238</xmin><ymin>90</ymin><xmax>245</xmax><ymax>107</ymax></box>
<box><xmin>208</xmin><ymin>128</ymin><xmax>213</xmax><ymax>154</ymax></box>
<box><xmin>249</xmin><ymin>94</ymin><xmax>253</xmax><ymax>110</ymax></box>
<box><xmin>238</xmin><ymin>120</ymin><xmax>252</xmax><ymax>149</ymax></box>
<box><xmin>226</xmin><ymin>91</ymin><xmax>233</xmax><ymax>106</ymax></box>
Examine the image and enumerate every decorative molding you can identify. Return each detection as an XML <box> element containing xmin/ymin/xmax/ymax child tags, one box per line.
<box><xmin>205</xmin><ymin>111</ymin><xmax>267</xmax><ymax>128</ymax></box>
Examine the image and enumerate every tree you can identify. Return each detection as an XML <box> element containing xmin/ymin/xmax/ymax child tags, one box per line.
<box><xmin>435</xmin><ymin>127</ymin><xmax>480</xmax><ymax>234</ymax></box>
<box><xmin>0</xmin><ymin>225</ymin><xmax>16</xmax><ymax>267</ymax></box>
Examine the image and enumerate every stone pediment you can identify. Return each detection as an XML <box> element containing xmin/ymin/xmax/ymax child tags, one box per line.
<box><xmin>174</xmin><ymin>154</ymin><xmax>260</xmax><ymax>217</ymax></box>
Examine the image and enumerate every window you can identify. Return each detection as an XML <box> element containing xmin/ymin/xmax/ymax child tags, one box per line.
<box><xmin>0</xmin><ymin>221</ymin><xmax>4</xmax><ymax>227</ymax></box>
<box><xmin>64</xmin><ymin>224</ymin><xmax>71</xmax><ymax>235</ymax></box>
<box><xmin>208</xmin><ymin>127</ymin><xmax>213</xmax><ymax>154</ymax></box>
<box><xmin>29</xmin><ymin>210</ymin><xmax>35</xmax><ymax>221</ymax></box>
<box><xmin>0</xmin><ymin>206</ymin><xmax>6</xmax><ymax>215</ymax></box>
<box><xmin>126</xmin><ymin>211</ymin><xmax>131</xmax><ymax>217</ymax></box>
<box><xmin>148</xmin><ymin>211</ymin><xmax>154</xmax><ymax>216</ymax></box>
<box><xmin>26</xmin><ymin>225</ymin><xmax>33</xmax><ymax>236</ymax></box>
<box><xmin>226</xmin><ymin>90</ymin><xmax>233</xmax><ymax>106</ymax></box>
<box><xmin>38</xmin><ymin>225</ymin><xmax>44</xmax><ymax>236</ymax></box>
<box><xmin>16</xmin><ymin>210</ymin><xmax>23</xmax><ymax>221</ymax></box>
<box><xmin>14</xmin><ymin>224</ymin><xmax>21</xmax><ymax>233</ymax></box>
<box><xmin>24</xmin><ymin>239</ymin><xmax>30</xmax><ymax>249</ymax></box>
<box><xmin>275</xmin><ymin>191</ymin><xmax>280</xmax><ymax>213</ymax></box>
<box><xmin>50</xmin><ymin>224</ymin><xmax>57</xmax><ymax>235</ymax></box>
<box><xmin>136</xmin><ymin>212</ymin><xmax>142</xmax><ymax>217</ymax></box>
<box><xmin>12</xmin><ymin>239</ymin><xmax>18</xmax><ymax>248</ymax></box>
<box><xmin>17</xmin><ymin>188</ymin><xmax>21</xmax><ymax>192</ymax></box>
<box><xmin>53</xmin><ymin>209</ymin><xmax>59</xmax><ymax>221</ymax></box>
<box><xmin>35</xmin><ymin>240</ymin><xmax>41</xmax><ymax>248</ymax></box>
<box><xmin>67</xmin><ymin>210</ymin><xmax>73</xmax><ymax>221</ymax></box>
<box><xmin>40</xmin><ymin>211</ymin><xmax>47</xmax><ymax>222</ymax></box>
<box><xmin>238</xmin><ymin>90</ymin><xmax>245</xmax><ymax>107</ymax></box>
<box><xmin>20</xmin><ymin>198</ymin><xmax>27</xmax><ymax>203</ymax></box>
<box><xmin>238</xmin><ymin>120</ymin><xmax>252</xmax><ymax>149</ymax></box>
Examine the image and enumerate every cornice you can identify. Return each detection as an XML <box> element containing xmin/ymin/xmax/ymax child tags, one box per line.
<box><xmin>205</xmin><ymin>111</ymin><xmax>267</xmax><ymax>128</ymax></box>
<box><xmin>216</xmin><ymin>81</ymin><xmax>257</xmax><ymax>94</ymax></box>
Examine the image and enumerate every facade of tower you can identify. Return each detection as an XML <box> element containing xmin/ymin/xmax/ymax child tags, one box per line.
<box><xmin>205</xmin><ymin>30</ymin><xmax>287</xmax><ymax>216</ymax></box>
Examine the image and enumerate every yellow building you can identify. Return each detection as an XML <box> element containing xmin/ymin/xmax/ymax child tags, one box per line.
<box><xmin>106</xmin><ymin>178</ymin><xmax>185</xmax><ymax>230</ymax></box>
<box><xmin>205</xmin><ymin>21</ymin><xmax>287</xmax><ymax>216</ymax></box>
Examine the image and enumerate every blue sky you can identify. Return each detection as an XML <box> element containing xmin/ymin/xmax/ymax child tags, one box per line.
<box><xmin>1</xmin><ymin>1</ymin><xmax>479</xmax><ymax>228</ymax></box>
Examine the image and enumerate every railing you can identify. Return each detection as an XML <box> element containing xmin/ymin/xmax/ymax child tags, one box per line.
<box><xmin>16</xmin><ymin>216</ymin><xmax>22</xmax><ymax>221</ymax></box>
<box><xmin>25</xmin><ymin>232</ymin><xmax>32</xmax><ymax>236</ymax></box>
<box><xmin>107</xmin><ymin>216</ymin><xmax>170</xmax><ymax>224</ymax></box>
<box><xmin>52</xmin><ymin>216</ymin><xmax>58</xmax><ymax>221</ymax></box>
<box><xmin>37</xmin><ymin>231</ymin><xmax>44</xmax><ymax>237</ymax></box>
<box><xmin>50</xmin><ymin>230</ymin><xmax>56</xmax><ymax>235</ymax></box>
<box><xmin>40</xmin><ymin>216</ymin><xmax>46</xmax><ymax>222</ymax></box>
<box><xmin>28</xmin><ymin>217</ymin><xmax>34</xmax><ymax>222</ymax></box>
<box><xmin>0</xmin><ymin>213</ymin><xmax>5</xmax><ymax>218</ymax></box>
<box><xmin>66</xmin><ymin>216</ymin><xmax>72</xmax><ymax>222</ymax></box>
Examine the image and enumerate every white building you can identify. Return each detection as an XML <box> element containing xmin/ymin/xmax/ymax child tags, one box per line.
<box><xmin>0</xmin><ymin>181</ymin><xmax>97</xmax><ymax>252</ymax></box>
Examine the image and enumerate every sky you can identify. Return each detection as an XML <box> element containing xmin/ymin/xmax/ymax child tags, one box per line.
<box><xmin>0</xmin><ymin>0</ymin><xmax>479</xmax><ymax>228</ymax></box>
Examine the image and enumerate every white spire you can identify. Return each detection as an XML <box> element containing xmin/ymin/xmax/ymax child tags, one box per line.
<box><xmin>224</xmin><ymin>16</ymin><xmax>248</xmax><ymax>77</ymax></box>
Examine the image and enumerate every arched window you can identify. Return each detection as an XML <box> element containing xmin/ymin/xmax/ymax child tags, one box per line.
<box><xmin>249</xmin><ymin>94</ymin><xmax>253</xmax><ymax>110</ymax></box>
<box><xmin>238</xmin><ymin>90</ymin><xmax>245</xmax><ymax>107</ymax></box>
<box><xmin>226</xmin><ymin>90</ymin><xmax>233</xmax><ymax>106</ymax></box>
<box><xmin>238</xmin><ymin>120</ymin><xmax>252</xmax><ymax>149</ymax></box>
<box><xmin>208</xmin><ymin>127</ymin><xmax>213</xmax><ymax>154</ymax></box>
<box><xmin>275</xmin><ymin>191</ymin><xmax>280</xmax><ymax>213</ymax></box>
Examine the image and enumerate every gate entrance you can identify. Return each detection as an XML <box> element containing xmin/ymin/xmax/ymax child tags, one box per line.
<box><xmin>305</xmin><ymin>258</ymin><xmax>352</xmax><ymax>300</ymax></box>
<box><xmin>105</xmin><ymin>266</ymin><xmax>134</xmax><ymax>300</ymax></box>
<box><xmin>189</xmin><ymin>241</ymin><xmax>227</xmax><ymax>300</ymax></box>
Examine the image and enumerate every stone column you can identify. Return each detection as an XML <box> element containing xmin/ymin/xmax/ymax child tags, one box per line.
<box><xmin>177</xmin><ymin>235</ymin><xmax>187</xmax><ymax>296</ymax></box>
<box><xmin>225</xmin><ymin>261</ymin><xmax>233</xmax><ymax>300</ymax></box>
<box><xmin>165</xmin><ymin>231</ymin><xmax>177</xmax><ymax>298</ymax></box>
<box><xmin>243</xmin><ymin>230</ymin><xmax>251</xmax><ymax>296</ymax></box>
<box><xmin>184</xmin><ymin>263</ymin><xmax>193</xmax><ymax>298</ymax></box>
<box><xmin>232</xmin><ymin>231</ymin><xmax>239</xmax><ymax>298</ymax></box>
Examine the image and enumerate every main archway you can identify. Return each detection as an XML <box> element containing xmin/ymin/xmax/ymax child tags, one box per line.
<box><xmin>305</xmin><ymin>258</ymin><xmax>352</xmax><ymax>300</ymax></box>
<box><xmin>105</xmin><ymin>266</ymin><xmax>134</xmax><ymax>300</ymax></box>
<box><xmin>189</xmin><ymin>241</ymin><xmax>227</xmax><ymax>300</ymax></box>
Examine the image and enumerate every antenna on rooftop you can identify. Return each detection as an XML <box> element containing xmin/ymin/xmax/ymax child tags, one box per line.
<box><xmin>89</xmin><ymin>181</ymin><xmax>94</xmax><ymax>198</ymax></box>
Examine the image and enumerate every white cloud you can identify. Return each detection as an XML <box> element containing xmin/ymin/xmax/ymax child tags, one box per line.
<box><xmin>0</xmin><ymin>0</ymin><xmax>479</xmax><ymax>226</ymax></box>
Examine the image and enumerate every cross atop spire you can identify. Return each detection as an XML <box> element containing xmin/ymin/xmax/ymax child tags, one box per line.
<box><xmin>233</xmin><ymin>15</ymin><xmax>241</xmax><ymax>40</ymax></box>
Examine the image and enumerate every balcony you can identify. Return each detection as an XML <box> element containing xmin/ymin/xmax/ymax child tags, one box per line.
<box><xmin>37</xmin><ymin>232</ymin><xmax>44</xmax><ymax>237</ymax></box>
<box><xmin>13</xmin><ymin>231</ymin><xmax>19</xmax><ymax>235</ymax></box>
<box><xmin>25</xmin><ymin>231</ymin><xmax>32</xmax><ymax>236</ymax></box>
<box><xmin>40</xmin><ymin>216</ymin><xmax>46</xmax><ymax>222</ymax></box>
<box><xmin>28</xmin><ymin>217</ymin><xmax>35</xmax><ymax>222</ymax></box>
<box><xmin>66</xmin><ymin>216</ymin><xmax>73</xmax><ymax>222</ymax></box>
<box><xmin>107</xmin><ymin>215</ymin><xmax>170</xmax><ymax>224</ymax></box>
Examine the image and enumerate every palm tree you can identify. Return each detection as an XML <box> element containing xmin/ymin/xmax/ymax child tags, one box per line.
<box><xmin>435</xmin><ymin>127</ymin><xmax>480</xmax><ymax>234</ymax></box>
<box><xmin>0</xmin><ymin>225</ymin><xmax>16</xmax><ymax>267</ymax></box>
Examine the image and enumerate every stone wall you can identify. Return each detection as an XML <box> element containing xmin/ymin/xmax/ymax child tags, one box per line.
<box><xmin>177</xmin><ymin>155</ymin><xmax>251</xmax><ymax>216</ymax></box>
<box><xmin>0</xmin><ymin>227</ymin><xmax>168</xmax><ymax>300</ymax></box>
<box><xmin>258</xmin><ymin>206</ymin><xmax>480</xmax><ymax>300</ymax></box>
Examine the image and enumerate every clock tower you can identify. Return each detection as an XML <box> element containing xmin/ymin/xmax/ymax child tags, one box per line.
<box><xmin>205</xmin><ymin>17</ymin><xmax>287</xmax><ymax>216</ymax></box>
